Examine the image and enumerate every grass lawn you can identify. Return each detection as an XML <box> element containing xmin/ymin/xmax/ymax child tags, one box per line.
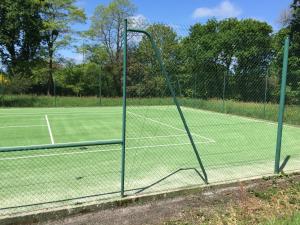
<box><xmin>269</xmin><ymin>212</ymin><xmax>300</xmax><ymax>225</ymax></box>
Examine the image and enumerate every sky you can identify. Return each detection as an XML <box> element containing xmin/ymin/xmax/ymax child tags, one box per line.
<box><xmin>65</xmin><ymin>0</ymin><xmax>293</xmax><ymax>61</ymax></box>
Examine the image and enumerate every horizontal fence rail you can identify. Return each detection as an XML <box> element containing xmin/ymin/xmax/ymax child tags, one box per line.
<box><xmin>0</xmin><ymin>140</ymin><xmax>123</xmax><ymax>153</ymax></box>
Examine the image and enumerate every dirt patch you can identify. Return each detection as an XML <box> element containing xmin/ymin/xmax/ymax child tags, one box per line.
<box><xmin>25</xmin><ymin>173</ymin><xmax>299</xmax><ymax>225</ymax></box>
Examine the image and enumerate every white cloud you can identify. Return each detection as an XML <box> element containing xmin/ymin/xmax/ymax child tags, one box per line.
<box><xmin>192</xmin><ymin>0</ymin><xmax>242</xmax><ymax>19</ymax></box>
<box><xmin>127</xmin><ymin>14</ymin><xmax>149</xmax><ymax>44</ymax></box>
<box><xmin>129</xmin><ymin>14</ymin><xmax>148</xmax><ymax>29</ymax></box>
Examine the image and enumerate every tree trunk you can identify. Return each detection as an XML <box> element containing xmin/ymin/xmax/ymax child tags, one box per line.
<box><xmin>48</xmin><ymin>46</ymin><xmax>54</xmax><ymax>96</ymax></box>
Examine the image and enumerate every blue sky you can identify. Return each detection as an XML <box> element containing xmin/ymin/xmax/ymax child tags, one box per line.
<box><xmin>75</xmin><ymin>0</ymin><xmax>292</xmax><ymax>29</ymax></box>
<box><xmin>65</xmin><ymin>0</ymin><xmax>292</xmax><ymax>61</ymax></box>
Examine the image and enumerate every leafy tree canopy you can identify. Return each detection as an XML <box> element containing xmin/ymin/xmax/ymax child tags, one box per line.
<box><xmin>0</xmin><ymin>0</ymin><xmax>43</xmax><ymax>76</ymax></box>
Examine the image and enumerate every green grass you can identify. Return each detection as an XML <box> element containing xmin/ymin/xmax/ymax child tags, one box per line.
<box><xmin>1</xmin><ymin>95</ymin><xmax>300</xmax><ymax>125</ymax></box>
<box><xmin>0</xmin><ymin>95</ymin><xmax>173</xmax><ymax>107</ymax></box>
<box><xmin>267</xmin><ymin>212</ymin><xmax>300</xmax><ymax>225</ymax></box>
<box><xmin>0</xmin><ymin>105</ymin><xmax>299</xmax><ymax>215</ymax></box>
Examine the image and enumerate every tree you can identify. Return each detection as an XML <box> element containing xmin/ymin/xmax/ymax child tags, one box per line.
<box><xmin>128</xmin><ymin>24</ymin><xmax>180</xmax><ymax>97</ymax></box>
<box><xmin>290</xmin><ymin>0</ymin><xmax>300</xmax><ymax>34</ymax></box>
<box><xmin>274</xmin><ymin>0</ymin><xmax>300</xmax><ymax>104</ymax></box>
<box><xmin>89</xmin><ymin>0</ymin><xmax>136</xmax><ymax>96</ymax></box>
<box><xmin>182</xmin><ymin>19</ymin><xmax>273</xmax><ymax>101</ymax></box>
<box><xmin>182</xmin><ymin>19</ymin><xmax>231</xmax><ymax>99</ymax></box>
<box><xmin>288</xmin><ymin>0</ymin><xmax>300</xmax><ymax>104</ymax></box>
<box><xmin>0</xmin><ymin>0</ymin><xmax>43</xmax><ymax>77</ymax></box>
<box><xmin>39</xmin><ymin>0</ymin><xmax>86</xmax><ymax>95</ymax></box>
<box><xmin>233</xmin><ymin>19</ymin><xmax>273</xmax><ymax>101</ymax></box>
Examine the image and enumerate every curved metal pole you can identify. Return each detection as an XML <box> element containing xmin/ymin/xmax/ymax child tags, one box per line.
<box><xmin>127</xmin><ymin>28</ymin><xmax>208</xmax><ymax>184</ymax></box>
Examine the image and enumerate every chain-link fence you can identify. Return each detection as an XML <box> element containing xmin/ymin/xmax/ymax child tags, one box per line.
<box><xmin>0</xmin><ymin>107</ymin><xmax>124</xmax><ymax>215</ymax></box>
<box><xmin>124</xmin><ymin>21</ymin><xmax>299</xmax><ymax>197</ymax></box>
<box><xmin>0</xmin><ymin>20</ymin><xmax>299</xmax><ymax>216</ymax></box>
<box><xmin>0</xmin><ymin>144</ymin><xmax>121</xmax><ymax>212</ymax></box>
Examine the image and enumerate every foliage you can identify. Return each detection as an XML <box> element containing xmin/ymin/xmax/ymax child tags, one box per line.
<box><xmin>0</xmin><ymin>73</ymin><xmax>8</xmax><ymax>84</ymax></box>
<box><xmin>181</xmin><ymin>18</ymin><xmax>273</xmax><ymax>101</ymax></box>
<box><xmin>89</xmin><ymin>0</ymin><xmax>136</xmax><ymax>96</ymax></box>
<box><xmin>289</xmin><ymin>0</ymin><xmax>300</xmax><ymax>105</ymax></box>
<box><xmin>0</xmin><ymin>0</ymin><xmax>43</xmax><ymax>76</ymax></box>
<box><xmin>39</xmin><ymin>0</ymin><xmax>86</xmax><ymax>95</ymax></box>
<box><xmin>290</xmin><ymin>0</ymin><xmax>300</xmax><ymax>34</ymax></box>
<box><xmin>55</xmin><ymin>61</ymin><xmax>104</xmax><ymax>97</ymax></box>
<box><xmin>0</xmin><ymin>0</ymin><xmax>299</xmax><ymax>106</ymax></box>
<box><xmin>272</xmin><ymin>0</ymin><xmax>300</xmax><ymax>105</ymax></box>
<box><xmin>128</xmin><ymin>23</ymin><xmax>180</xmax><ymax>97</ymax></box>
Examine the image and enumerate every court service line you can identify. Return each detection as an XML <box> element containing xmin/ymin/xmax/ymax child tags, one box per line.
<box><xmin>0</xmin><ymin>140</ymin><xmax>214</xmax><ymax>161</ymax></box>
<box><xmin>0</xmin><ymin>125</ymin><xmax>47</xmax><ymax>129</ymax></box>
<box><xmin>45</xmin><ymin>115</ymin><xmax>55</xmax><ymax>144</ymax></box>
<box><xmin>128</xmin><ymin>111</ymin><xmax>216</xmax><ymax>142</ymax></box>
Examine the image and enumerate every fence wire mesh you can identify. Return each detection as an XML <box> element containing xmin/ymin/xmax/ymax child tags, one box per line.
<box><xmin>0</xmin><ymin>106</ymin><xmax>123</xmax><ymax>215</ymax></box>
<box><xmin>281</xmin><ymin>36</ymin><xmax>300</xmax><ymax>174</ymax></box>
<box><xmin>0</xmin><ymin>42</ymin><xmax>112</xmax><ymax>107</ymax></box>
<box><xmin>0</xmin><ymin>144</ymin><xmax>122</xmax><ymax>214</ymax></box>
<box><xmin>125</xmin><ymin>21</ymin><xmax>300</xmax><ymax>195</ymax></box>
<box><xmin>0</xmin><ymin>19</ymin><xmax>299</xmax><ymax>217</ymax></box>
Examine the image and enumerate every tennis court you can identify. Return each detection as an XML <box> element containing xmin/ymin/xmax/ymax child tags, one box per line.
<box><xmin>0</xmin><ymin>105</ymin><xmax>299</xmax><ymax>214</ymax></box>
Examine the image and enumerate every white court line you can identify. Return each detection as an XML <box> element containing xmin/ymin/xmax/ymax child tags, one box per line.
<box><xmin>127</xmin><ymin>134</ymin><xmax>192</xmax><ymax>140</ymax></box>
<box><xmin>45</xmin><ymin>115</ymin><xmax>55</xmax><ymax>144</ymax></box>
<box><xmin>128</xmin><ymin>111</ymin><xmax>216</xmax><ymax>142</ymax></box>
<box><xmin>128</xmin><ymin>140</ymin><xmax>214</xmax><ymax>150</ymax></box>
<box><xmin>0</xmin><ymin>125</ymin><xmax>47</xmax><ymax>129</ymax></box>
<box><xmin>0</xmin><ymin>140</ymin><xmax>214</xmax><ymax>161</ymax></box>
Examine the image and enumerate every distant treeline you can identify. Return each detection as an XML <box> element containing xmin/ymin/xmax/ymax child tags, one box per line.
<box><xmin>0</xmin><ymin>0</ymin><xmax>299</xmax><ymax>105</ymax></box>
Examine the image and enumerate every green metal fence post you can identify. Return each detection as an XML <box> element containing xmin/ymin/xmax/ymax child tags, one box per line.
<box><xmin>274</xmin><ymin>37</ymin><xmax>289</xmax><ymax>174</ymax></box>
<box><xmin>121</xmin><ymin>19</ymin><xmax>128</xmax><ymax>197</ymax></box>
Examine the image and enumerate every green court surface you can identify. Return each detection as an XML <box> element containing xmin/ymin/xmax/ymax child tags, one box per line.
<box><xmin>0</xmin><ymin>106</ymin><xmax>299</xmax><ymax>214</ymax></box>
